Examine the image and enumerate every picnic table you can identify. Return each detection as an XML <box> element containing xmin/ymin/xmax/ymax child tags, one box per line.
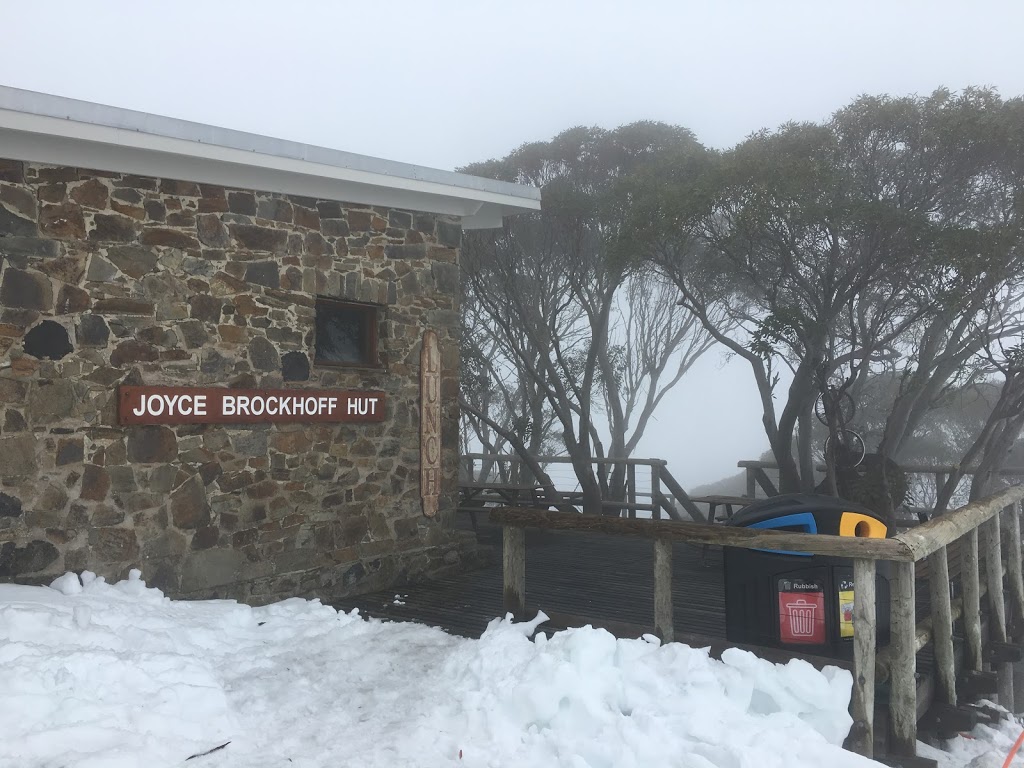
<box><xmin>686</xmin><ymin>495</ymin><xmax>757</xmax><ymax>566</ymax></box>
<box><xmin>458</xmin><ymin>481</ymin><xmax>585</xmax><ymax>529</ymax></box>
<box><xmin>688</xmin><ymin>495</ymin><xmax>753</xmax><ymax>523</ymax></box>
<box><xmin>459</xmin><ymin>481</ymin><xmax>549</xmax><ymax>509</ymax></box>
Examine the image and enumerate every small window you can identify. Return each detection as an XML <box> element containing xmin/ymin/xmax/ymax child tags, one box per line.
<box><xmin>314</xmin><ymin>298</ymin><xmax>380</xmax><ymax>367</ymax></box>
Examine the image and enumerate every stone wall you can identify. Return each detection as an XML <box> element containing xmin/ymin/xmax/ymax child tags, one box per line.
<box><xmin>0</xmin><ymin>158</ymin><xmax>478</xmax><ymax>603</ymax></box>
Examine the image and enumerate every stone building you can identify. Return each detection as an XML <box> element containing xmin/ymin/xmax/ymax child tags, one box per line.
<box><xmin>0</xmin><ymin>86</ymin><xmax>539</xmax><ymax>602</ymax></box>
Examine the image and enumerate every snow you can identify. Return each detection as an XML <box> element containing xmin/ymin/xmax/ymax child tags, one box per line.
<box><xmin>0</xmin><ymin>569</ymin><xmax>998</xmax><ymax>768</ymax></box>
<box><xmin>917</xmin><ymin>708</ymin><xmax>1024</xmax><ymax>768</ymax></box>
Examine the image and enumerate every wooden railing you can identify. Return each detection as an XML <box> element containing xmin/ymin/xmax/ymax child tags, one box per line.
<box><xmin>490</xmin><ymin>483</ymin><xmax>1024</xmax><ymax>762</ymax></box>
<box><xmin>460</xmin><ymin>453</ymin><xmax>705</xmax><ymax>522</ymax></box>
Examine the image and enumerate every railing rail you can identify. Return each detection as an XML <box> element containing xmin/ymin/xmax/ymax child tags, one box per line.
<box><xmin>489</xmin><ymin>482</ymin><xmax>1024</xmax><ymax>762</ymax></box>
<box><xmin>490</xmin><ymin>507</ymin><xmax>914</xmax><ymax>560</ymax></box>
<box><xmin>465</xmin><ymin>453</ymin><xmax>670</xmax><ymax>467</ymax></box>
<box><xmin>460</xmin><ymin>453</ymin><xmax>705</xmax><ymax>523</ymax></box>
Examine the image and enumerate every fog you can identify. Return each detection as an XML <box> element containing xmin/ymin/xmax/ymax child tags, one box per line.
<box><xmin>3</xmin><ymin>0</ymin><xmax>1022</xmax><ymax>486</ymax></box>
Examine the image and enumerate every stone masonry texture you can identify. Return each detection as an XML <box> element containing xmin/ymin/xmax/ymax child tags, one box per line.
<box><xmin>0</xmin><ymin>158</ymin><xmax>477</xmax><ymax>603</ymax></box>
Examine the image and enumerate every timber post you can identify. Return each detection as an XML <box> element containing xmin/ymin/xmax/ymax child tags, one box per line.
<box><xmin>653</xmin><ymin>538</ymin><xmax>673</xmax><ymax>642</ymax></box>
<box><xmin>1008</xmin><ymin>502</ymin><xmax>1024</xmax><ymax>711</ymax></box>
<box><xmin>1006</xmin><ymin>501</ymin><xmax>1024</xmax><ymax>628</ymax></box>
<box><xmin>627</xmin><ymin>464</ymin><xmax>637</xmax><ymax>519</ymax></box>
<box><xmin>650</xmin><ymin>463</ymin><xmax>663</xmax><ymax>521</ymax></box>
<box><xmin>503</xmin><ymin>526</ymin><xmax>526</xmax><ymax>616</ymax></box>
<box><xmin>987</xmin><ymin>512</ymin><xmax>1011</xmax><ymax>638</ymax></box>
<box><xmin>962</xmin><ymin>526</ymin><xmax>984</xmax><ymax>673</ymax></box>
<box><xmin>927</xmin><ymin>546</ymin><xmax>956</xmax><ymax>706</ymax></box>
<box><xmin>983</xmin><ymin>510</ymin><xmax>1012</xmax><ymax>708</ymax></box>
<box><xmin>849</xmin><ymin>557</ymin><xmax>877</xmax><ymax>758</ymax></box>
<box><xmin>889</xmin><ymin>560</ymin><xmax>918</xmax><ymax>757</ymax></box>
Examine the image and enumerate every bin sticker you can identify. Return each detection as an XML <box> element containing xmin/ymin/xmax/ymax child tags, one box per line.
<box><xmin>839</xmin><ymin>590</ymin><xmax>854</xmax><ymax>638</ymax></box>
<box><xmin>778</xmin><ymin>579</ymin><xmax>825</xmax><ymax>644</ymax></box>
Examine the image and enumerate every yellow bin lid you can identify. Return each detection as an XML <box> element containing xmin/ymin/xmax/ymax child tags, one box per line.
<box><xmin>840</xmin><ymin>511</ymin><xmax>887</xmax><ymax>539</ymax></box>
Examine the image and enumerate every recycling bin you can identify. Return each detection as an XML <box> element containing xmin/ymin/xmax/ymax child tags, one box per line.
<box><xmin>723</xmin><ymin>494</ymin><xmax>891</xmax><ymax>659</ymax></box>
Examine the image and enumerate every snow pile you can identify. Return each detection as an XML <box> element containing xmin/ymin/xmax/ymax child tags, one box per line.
<box><xmin>918</xmin><ymin>708</ymin><xmax>1024</xmax><ymax>768</ymax></box>
<box><xmin>1</xmin><ymin>570</ymin><xmax>881</xmax><ymax>768</ymax></box>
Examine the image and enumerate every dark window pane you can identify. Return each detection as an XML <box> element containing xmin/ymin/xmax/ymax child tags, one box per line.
<box><xmin>315</xmin><ymin>303</ymin><xmax>371</xmax><ymax>364</ymax></box>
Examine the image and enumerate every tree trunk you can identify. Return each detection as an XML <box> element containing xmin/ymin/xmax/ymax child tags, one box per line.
<box><xmin>570</xmin><ymin>455</ymin><xmax>605</xmax><ymax>515</ymax></box>
<box><xmin>773</xmin><ymin>364</ymin><xmax>818</xmax><ymax>494</ymax></box>
<box><xmin>798</xmin><ymin>403</ymin><xmax>816</xmax><ymax>493</ymax></box>
<box><xmin>773</xmin><ymin>438</ymin><xmax>803</xmax><ymax>494</ymax></box>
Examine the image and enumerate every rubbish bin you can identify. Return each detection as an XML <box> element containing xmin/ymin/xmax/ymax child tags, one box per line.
<box><xmin>723</xmin><ymin>494</ymin><xmax>891</xmax><ymax>659</ymax></box>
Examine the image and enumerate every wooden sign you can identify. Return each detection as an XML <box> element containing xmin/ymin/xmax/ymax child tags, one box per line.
<box><xmin>119</xmin><ymin>385</ymin><xmax>386</xmax><ymax>425</ymax></box>
<box><xmin>420</xmin><ymin>330</ymin><xmax>441</xmax><ymax>517</ymax></box>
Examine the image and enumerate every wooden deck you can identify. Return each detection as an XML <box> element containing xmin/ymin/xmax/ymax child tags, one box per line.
<box><xmin>330</xmin><ymin>517</ymin><xmax>943</xmax><ymax>683</ymax></box>
<box><xmin>331</xmin><ymin>520</ymin><xmax>727</xmax><ymax>641</ymax></box>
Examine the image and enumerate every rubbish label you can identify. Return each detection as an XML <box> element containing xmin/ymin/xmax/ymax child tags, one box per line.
<box><xmin>778</xmin><ymin>589</ymin><xmax>825</xmax><ymax>644</ymax></box>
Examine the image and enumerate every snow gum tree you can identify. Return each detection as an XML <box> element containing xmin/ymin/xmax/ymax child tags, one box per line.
<box><xmin>628</xmin><ymin>88</ymin><xmax>1024</xmax><ymax>501</ymax></box>
<box><xmin>460</xmin><ymin>123</ymin><xmax>721</xmax><ymax>514</ymax></box>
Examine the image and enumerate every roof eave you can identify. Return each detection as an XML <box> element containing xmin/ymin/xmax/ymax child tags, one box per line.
<box><xmin>0</xmin><ymin>87</ymin><xmax>541</xmax><ymax>226</ymax></box>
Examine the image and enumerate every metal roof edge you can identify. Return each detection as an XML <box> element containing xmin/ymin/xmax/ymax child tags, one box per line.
<box><xmin>0</xmin><ymin>84</ymin><xmax>541</xmax><ymax>209</ymax></box>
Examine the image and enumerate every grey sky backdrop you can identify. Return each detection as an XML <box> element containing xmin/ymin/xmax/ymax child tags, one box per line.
<box><xmin>3</xmin><ymin>0</ymin><xmax>1023</xmax><ymax>487</ymax></box>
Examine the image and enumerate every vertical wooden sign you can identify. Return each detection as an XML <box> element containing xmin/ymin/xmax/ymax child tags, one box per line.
<box><xmin>420</xmin><ymin>329</ymin><xmax>441</xmax><ymax>517</ymax></box>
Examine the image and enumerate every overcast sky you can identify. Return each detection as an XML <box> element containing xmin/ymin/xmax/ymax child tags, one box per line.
<box><xmin>2</xmin><ymin>0</ymin><xmax>1022</xmax><ymax>487</ymax></box>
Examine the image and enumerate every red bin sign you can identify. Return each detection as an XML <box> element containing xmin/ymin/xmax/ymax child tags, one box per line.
<box><xmin>778</xmin><ymin>591</ymin><xmax>825</xmax><ymax>644</ymax></box>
